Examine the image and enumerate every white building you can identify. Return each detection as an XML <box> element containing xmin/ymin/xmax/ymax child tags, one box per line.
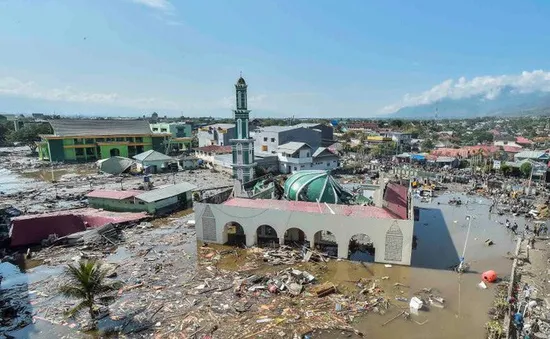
<box><xmin>381</xmin><ymin>132</ymin><xmax>412</xmax><ymax>145</ymax></box>
<box><xmin>277</xmin><ymin>142</ymin><xmax>339</xmax><ymax>174</ymax></box>
<box><xmin>312</xmin><ymin>147</ymin><xmax>340</xmax><ymax>170</ymax></box>
<box><xmin>197</xmin><ymin>124</ymin><xmax>235</xmax><ymax>147</ymax></box>
<box><xmin>278</xmin><ymin>142</ymin><xmax>312</xmax><ymax>174</ymax></box>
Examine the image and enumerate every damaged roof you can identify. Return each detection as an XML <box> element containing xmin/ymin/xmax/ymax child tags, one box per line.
<box><xmin>47</xmin><ymin>119</ymin><xmax>153</xmax><ymax>137</ymax></box>
<box><xmin>135</xmin><ymin>182</ymin><xmax>197</xmax><ymax>203</ymax></box>
<box><xmin>133</xmin><ymin>150</ymin><xmax>173</xmax><ymax>162</ymax></box>
<box><xmin>86</xmin><ymin>190</ymin><xmax>141</xmax><ymax>200</ymax></box>
<box><xmin>312</xmin><ymin>147</ymin><xmax>337</xmax><ymax>158</ymax></box>
<box><xmin>277</xmin><ymin>142</ymin><xmax>311</xmax><ymax>153</ymax></box>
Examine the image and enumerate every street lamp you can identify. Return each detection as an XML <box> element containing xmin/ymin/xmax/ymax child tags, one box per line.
<box><xmin>458</xmin><ymin>215</ymin><xmax>473</xmax><ymax>273</ymax></box>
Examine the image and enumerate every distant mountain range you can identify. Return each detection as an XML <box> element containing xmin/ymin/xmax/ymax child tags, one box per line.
<box><xmin>391</xmin><ymin>87</ymin><xmax>550</xmax><ymax>119</ymax></box>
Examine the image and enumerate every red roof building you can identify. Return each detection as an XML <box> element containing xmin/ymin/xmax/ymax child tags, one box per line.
<box><xmin>516</xmin><ymin>136</ymin><xmax>534</xmax><ymax>145</ymax></box>
<box><xmin>431</xmin><ymin>145</ymin><xmax>498</xmax><ymax>158</ymax></box>
<box><xmin>503</xmin><ymin>145</ymin><xmax>522</xmax><ymax>154</ymax></box>
<box><xmin>10</xmin><ymin>208</ymin><xmax>147</xmax><ymax>247</ymax></box>
<box><xmin>223</xmin><ymin>198</ymin><xmax>404</xmax><ymax>220</ymax></box>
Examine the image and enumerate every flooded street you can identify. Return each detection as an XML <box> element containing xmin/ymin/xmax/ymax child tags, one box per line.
<box><xmin>0</xmin><ymin>168</ymin><xmax>35</xmax><ymax>195</ymax></box>
<box><xmin>320</xmin><ymin>192</ymin><xmax>519</xmax><ymax>339</ymax></box>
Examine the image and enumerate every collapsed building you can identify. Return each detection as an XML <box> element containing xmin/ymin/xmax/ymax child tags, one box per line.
<box><xmin>194</xmin><ymin>170</ymin><xmax>415</xmax><ymax>266</ymax></box>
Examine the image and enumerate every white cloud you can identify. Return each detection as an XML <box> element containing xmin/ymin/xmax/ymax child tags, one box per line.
<box><xmin>0</xmin><ymin>76</ymin><xmax>182</xmax><ymax>110</ymax></box>
<box><xmin>381</xmin><ymin>70</ymin><xmax>550</xmax><ymax>113</ymax></box>
<box><xmin>129</xmin><ymin>0</ymin><xmax>173</xmax><ymax>12</ymax></box>
<box><xmin>0</xmin><ymin>76</ymin><xmax>313</xmax><ymax>115</ymax></box>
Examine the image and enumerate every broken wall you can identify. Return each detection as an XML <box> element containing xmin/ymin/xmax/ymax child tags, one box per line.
<box><xmin>10</xmin><ymin>214</ymin><xmax>85</xmax><ymax>247</ymax></box>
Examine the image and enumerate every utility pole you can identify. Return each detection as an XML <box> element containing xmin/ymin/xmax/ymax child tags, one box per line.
<box><xmin>527</xmin><ymin>161</ymin><xmax>534</xmax><ymax>195</ymax></box>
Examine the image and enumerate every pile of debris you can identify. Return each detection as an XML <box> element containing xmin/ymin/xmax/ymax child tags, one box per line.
<box><xmin>260</xmin><ymin>246</ymin><xmax>329</xmax><ymax>265</ymax></box>
<box><xmin>235</xmin><ymin>268</ymin><xmax>316</xmax><ymax>296</ymax></box>
<box><xmin>261</xmin><ymin>246</ymin><xmax>303</xmax><ymax>265</ymax></box>
<box><xmin>53</xmin><ymin>223</ymin><xmax>121</xmax><ymax>247</ymax></box>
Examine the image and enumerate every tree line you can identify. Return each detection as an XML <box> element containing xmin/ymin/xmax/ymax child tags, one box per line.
<box><xmin>0</xmin><ymin>116</ymin><xmax>53</xmax><ymax>153</ymax></box>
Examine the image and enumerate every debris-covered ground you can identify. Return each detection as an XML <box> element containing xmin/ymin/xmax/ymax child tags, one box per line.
<box><xmin>0</xmin><ymin>147</ymin><xmax>234</xmax><ymax>214</ymax></box>
<box><xmin>0</xmin><ymin>215</ymin><xmax>397</xmax><ymax>338</ymax></box>
<box><xmin>507</xmin><ymin>236</ymin><xmax>550</xmax><ymax>339</ymax></box>
<box><xmin>3</xmin><ymin>147</ymin><xmax>550</xmax><ymax>338</ymax></box>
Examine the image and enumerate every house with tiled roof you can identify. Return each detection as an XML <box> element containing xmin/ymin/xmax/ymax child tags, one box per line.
<box><xmin>516</xmin><ymin>136</ymin><xmax>534</xmax><ymax>146</ymax></box>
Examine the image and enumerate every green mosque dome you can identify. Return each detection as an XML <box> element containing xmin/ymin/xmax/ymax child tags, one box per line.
<box><xmin>283</xmin><ymin>170</ymin><xmax>353</xmax><ymax>204</ymax></box>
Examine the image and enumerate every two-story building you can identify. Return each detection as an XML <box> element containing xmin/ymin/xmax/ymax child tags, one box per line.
<box><xmin>293</xmin><ymin>123</ymin><xmax>334</xmax><ymax>147</ymax></box>
<box><xmin>150</xmin><ymin>122</ymin><xmax>193</xmax><ymax>152</ymax></box>
<box><xmin>277</xmin><ymin>142</ymin><xmax>339</xmax><ymax>173</ymax></box>
<box><xmin>381</xmin><ymin>132</ymin><xmax>412</xmax><ymax>146</ymax></box>
<box><xmin>254</xmin><ymin>126</ymin><xmax>322</xmax><ymax>154</ymax></box>
<box><xmin>38</xmin><ymin>119</ymin><xmax>169</xmax><ymax>162</ymax></box>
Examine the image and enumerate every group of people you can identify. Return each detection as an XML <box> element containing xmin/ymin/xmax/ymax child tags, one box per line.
<box><xmin>505</xmin><ymin>219</ymin><xmax>519</xmax><ymax>235</ymax></box>
<box><xmin>504</xmin><ymin>219</ymin><xmax>547</xmax><ymax>238</ymax></box>
<box><xmin>511</xmin><ymin>283</ymin><xmax>541</xmax><ymax>339</ymax></box>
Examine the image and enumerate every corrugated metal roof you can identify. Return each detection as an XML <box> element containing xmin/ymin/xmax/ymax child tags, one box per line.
<box><xmin>435</xmin><ymin>156</ymin><xmax>457</xmax><ymax>162</ymax></box>
<box><xmin>205</xmin><ymin>123</ymin><xmax>234</xmax><ymax>129</ymax></box>
<box><xmin>294</xmin><ymin>123</ymin><xmax>322</xmax><ymax>129</ymax></box>
<box><xmin>86</xmin><ymin>190</ymin><xmax>141</xmax><ymax>200</ymax></box>
<box><xmin>312</xmin><ymin>147</ymin><xmax>337</xmax><ymax>158</ymax></box>
<box><xmin>48</xmin><ymin>119</ymin><xmax>153</xmax><ymax>137</ymax></box>
<box><xmin>277</xmin><ymin>142</ymin><xmax>311</xmax><ymax>153</ymax></box>
<box><xmin>133</xmin><ymin>150</ymin><xmax>173</xmax><ymax>162</ymax></box>
<box><xmin>258</xmin><ymin>125</ymin><xmax>297</xmax><ymax>132</ymax></box>
<box><xmin>259</xmin><ymin>123</ymin><xmax>323</xmax><ymax>133</ymax></box>
<box><xmin>135</xmin><ymin>182</ymin><xmax>197</xmax><ymax>203</ymax></box>
<box><xmin>515</xmin><ymin>150</ymin><xmax>546</xmax><ymax>159</ymax></box>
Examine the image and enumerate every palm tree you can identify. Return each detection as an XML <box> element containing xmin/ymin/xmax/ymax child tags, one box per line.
<box><xmin>59</xmin><ymin>260</ymin><xmax>122</xmax><ymax>326</ymax></box>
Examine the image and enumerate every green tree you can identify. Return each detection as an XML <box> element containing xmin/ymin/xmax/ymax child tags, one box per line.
<box><xmin>0</xmin><ymin>121</ymin><xmax>14</xmax><ymax>145</ymax></box>
<box><xmin>389</xmin><ymin>119</ymin><xmax>404</xmax><ymax>128</ymax></box>
<box><xmin>465</xmin><ymin>130</ymin><xmax>494</xmax><ymax>145</ymax></box>
<box><xmin>500</xmin><ymin>164</ymin><xmax>512</xmax><ymax>176</ymax></box>
<box><xmin>8</xmin><ymin>123</ymin><xmax>53</xmax><ymax>153</ymax></box>
<box><xmin>191</xmin><ymin>136</ymin><xmax>199</xmax><ymax>148</ymax></box>
<box><xmin>421</xmin><ymin>139</ymin><xmax>435</xmax><ymax>151</ymax></box>
<box><xmin>520</xmin><ymin>162</ymin><xmax>532</xmax><ymax>178</ymax></box>
<box><xmin>459</xmin><ymin>160</ymin><xmax>470</xmax><ymax>169</ymax></box>
<box><xmin>59</xmin><ymin>260</ymin><xmax>122</xmax><ymax>327</ymax></box>
<box><xmin>371</xmin><ymin>141</ymin><xmax>397</xmax><ymax>157</ymax></box>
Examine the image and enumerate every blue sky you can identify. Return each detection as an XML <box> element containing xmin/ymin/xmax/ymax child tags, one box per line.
<box><xmin>1</xmin><ymin>0</ymin><xmax>550</xmax><ymax>118</ymax></box>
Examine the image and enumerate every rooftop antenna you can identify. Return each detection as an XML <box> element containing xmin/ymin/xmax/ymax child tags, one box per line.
<box><xmin>435</xmin><ymin>101</ymin><xmax>439</xmax><ymax>120</ymax></box>
<box><xmin>240</xmin><ymin>71</ymin><xmax>243</xmax><ymax>77</ymax></box>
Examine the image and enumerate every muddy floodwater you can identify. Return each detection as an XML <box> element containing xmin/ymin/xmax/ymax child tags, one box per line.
<box><xmin>0</xmin><ymin>168</ymin><xmax>35</xmax><ymax>195</ymax></box>
<box><xmin>321</xmin><ymin>192</ymin><xmax>520</xmax><ymax>339</ymax></box>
